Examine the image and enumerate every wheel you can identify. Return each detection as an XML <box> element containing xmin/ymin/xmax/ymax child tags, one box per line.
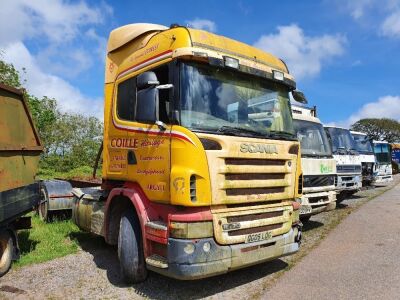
<box><xmin>38</xmin><ymin>188</ymin><xmax>50</xmax><ymax>222</ymax></box>
<box><xmin>118</xmin><ymin>211</ymin><xmax>147</xmax><ymax>283</ymax></box>
<box><xmin>300</xmin><ymin>215</ymin><xmax>311</xmax><ymax>223</ymax></box>
<box><xmin>0</xmin><ymin>230</ymin><xmax>13</xmax><ymax>277</ymax></box>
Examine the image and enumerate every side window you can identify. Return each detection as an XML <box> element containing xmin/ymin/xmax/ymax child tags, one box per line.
<box><xmin>117</xmin><ymin>77</ymin><xmax>136</xmax><ymax>121</ymax></box>
<box><xmin>116</xmin><ymin>63</ymin><xmax>171</xmax><ymax>123</ymax></box>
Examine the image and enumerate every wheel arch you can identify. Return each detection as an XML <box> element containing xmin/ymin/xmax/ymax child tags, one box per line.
<box><xmin>104</xmin><ymin>185</ymin><xmax>150</xmax><ymax>249</ymax></box>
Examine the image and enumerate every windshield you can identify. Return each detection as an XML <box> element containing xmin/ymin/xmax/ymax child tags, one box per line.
<box><xmin>325</xmin><ymin>127</ymin><xmax>356</xmax><ymax>153</ymax></box>
<box><xmin>352</xmin><ymin>133</ymin><xmax>373</xmax><ymax>154</ymax></box>
<box><xmin>293</xmin><ymin>119</ymin><xmax>332</xmax><ymax>157</ymax></box>
<box><xmin>179</xmin><ymin>62</ymin><xmax>295</xmax><ymax>139</ymax></box>
<box><xmin>374</xmin><ymin>143</ymin><xmax>391</xmax><ymax>163</ymax></box>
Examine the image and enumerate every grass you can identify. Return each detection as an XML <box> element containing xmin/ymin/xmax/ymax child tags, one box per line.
<box><xmin>14</xmin><ymin>214</ymin><xmax>84</xmax><ymax>267</ymax></box>
<box><xmin>37</xmin><ymin>165</ymin><xmax>101</xmax><ymax>180</ymax></box>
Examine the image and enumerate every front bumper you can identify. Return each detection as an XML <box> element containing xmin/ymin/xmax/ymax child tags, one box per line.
<box><xmin>299</xmin><ymin>189</ymin><xmax>336</xmax><ymax>216</ymax></box>
<box><xmin>146</xmin><ymin>226</ymin><xmax>301</xmax><ymax>280</ymax></box>
<box><xmin>336</xmin><ymin>174</ymin><xmax>362</xmax><ymax>192</ymax></box>
<box><xmin>373</xmin><ymin>175</ymin><xmax>393</xmax><ymax>184</ymax></box>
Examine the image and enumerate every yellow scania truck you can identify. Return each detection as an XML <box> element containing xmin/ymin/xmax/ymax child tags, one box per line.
<box><xmin>72</xmin><ymin>23</ymin><xmax>305</xmax><ymax>282</ymax></box>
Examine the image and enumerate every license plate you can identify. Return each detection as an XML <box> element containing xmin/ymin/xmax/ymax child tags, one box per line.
<box><xmin>300</xmin><ymin>205</ymin><xmax>312</xmax><ymax>215</ymax></box>
<box><xmin>245</xmin><ymin>230</ymin><xmax>272</xmax><ymax>243</ymax></box>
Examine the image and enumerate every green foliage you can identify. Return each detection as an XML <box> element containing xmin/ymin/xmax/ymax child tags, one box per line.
<box><xmin>15</xmin><ymin>214</ymin><xmax>104</xmax><ymax>268</ymax></box>
<box><xmin>15</xmin><ymin>215</ymin><xmax>81</xmax><ymax>267</ymax></box>
<box><xmin>351</xmin><ymin>118</ymin><xmax>400</xmax><ymax>143</ymax></box>
<box><xmin>0</xmin><ymin>54</ymin><xmax>23</xmax><ymax>88</ymax></box>
<box><xmin>0</xmin><ymin>55</ymin><xmax>103</xmax><ymax>178</ymax></box>
<box><xmin>37</xmin><ymin>165</ymin><xmax>99</xmax><ymax>180</ymax></box>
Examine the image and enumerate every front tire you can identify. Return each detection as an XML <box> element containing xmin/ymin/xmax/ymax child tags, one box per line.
<box><xmin>118</xmin><ymin>211</ymin><xmax>147</xmax><ymax>283</ymax></box>
<box><xmin>0</xmin><ymin>230</ymin><xmax>13</xmax><ymax>277</ymax></box>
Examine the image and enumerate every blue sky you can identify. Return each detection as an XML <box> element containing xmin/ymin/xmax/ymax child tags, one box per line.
<box><xmin>1</xmin><ymin>0</ymin><xmax>400</xmax><ymax>126</ymax></box>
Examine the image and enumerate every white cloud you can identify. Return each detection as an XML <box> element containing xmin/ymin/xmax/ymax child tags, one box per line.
<box><xmin>0</xmin><ymin>0</ymin><xmax>109</xmax><ymax>44</ymax></box>
<box><xmin>381</xmin><ymin>10</ymin><xmax>400</xmax><ymax>37</ymax></box>
<box><xmin>345</xmin><ymin>0</ymin><xmax>375</xmax><ymax>20</ymax></box>
<box><xmin>254</xmin><ymin>24</ymin><xmax>346</xmax><ymax>80</ymax></box>
<box><xmin>0</xmin><ymin>0</ymin><xmax>112</xmax><ymax>118</ymax></box>
<box><xmin>3</xmin><ymin>42</ymin><xmax>103</xmax><ymax>119</ymax></box>
<box><xmin>341</xmin><ymin>0</ymin><xmax>400</xmax><ymax>38</ymax></box>
<box><xmin>338</xmin><ymin>95</ymin><xmax>400</xmax><ymax>127</ymax></box>
<box><xmin>186</xmin><ymin>18</ymin><xmax>217</xmax><ymax>32</ymax></box>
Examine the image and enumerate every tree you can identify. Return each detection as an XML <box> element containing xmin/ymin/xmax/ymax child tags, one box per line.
<box><xmin>351</xmin><ymin>118</ymin><xmax>400</xmax><ymax>143</ymax></box>
<box><xmin>0</xmin><ymin>53</ymin><xmax>23</xmax><ymax>88</ymax></box>
<box><xmin>0</xmin><ymin>55</ymin><xmax>103</xmax><ymax>176</ymax></box>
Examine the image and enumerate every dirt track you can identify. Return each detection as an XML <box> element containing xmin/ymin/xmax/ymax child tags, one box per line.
<box><xmin>0</xmin><ymin>176</ymin><xmax>398</xmax><ymax>300</ymax></box>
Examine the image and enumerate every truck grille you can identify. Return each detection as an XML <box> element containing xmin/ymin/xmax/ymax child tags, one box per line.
<box><xmin>337</xmin><ymin>165</ymin><xmax>361</xmax><ymax>173</ymax></box>
<box><xmin>303</xmin><ymin>175</ymin><xmax>335</xmax><ymax>188</ymax></box>
<box><xmin>219</xmin><ymin>158</ymin><xmax>293</xmax><ymax>204</ymax></box>
<box><xmin>213</xmin><ymin>205</ymin><xmax>292</xmax><ymax>244</ymax></box>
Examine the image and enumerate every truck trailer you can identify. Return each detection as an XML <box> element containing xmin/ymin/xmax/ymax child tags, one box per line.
<box><xmin>292</xmin><ymin>106</ymin><xmax>336</xmax><ymax>222</ymax></box>
<box><xmin>0</xmin><ymin>83</ymin><xmax>43</xmax><ymax>276</ymax></box>
<box><xmin>71</xmin><ymin>23</ymin><xmax>305</xmax><ymax>283</ymax></box>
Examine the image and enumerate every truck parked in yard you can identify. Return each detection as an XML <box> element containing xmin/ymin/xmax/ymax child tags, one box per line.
<box><xmin>0</xmin><ymin>83</ymin><xmax>43</xmax><ymax>277</ymax></box>
<box><xmin>70</xmin><ymin>23</ymin><xmax>305</xmax><ymax>283</ymax></box>
<box><xmin>292</xmin><ymin>106</ymin><xmax>336</xmax><ymax>222</ymax></box>
<box><xmin>324</xmin><ymin>126</ymin><xmax>362</xmax><ymax>202</ymax></box>
<box><xmin>351</xmin><ymin>131</ymin><xmax>375</xmax><ymax>186</ymax></box>
<box><xmin>373</xmin><ymin>141</ymin><xmax>393</xmax><ymax>184</ymax></box>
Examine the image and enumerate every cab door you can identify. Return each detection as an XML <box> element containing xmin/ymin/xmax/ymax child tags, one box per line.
<box><xmin>111</xmin><ymin>63</ymin><xmax>173</xmax><ymax>203</ymax></box>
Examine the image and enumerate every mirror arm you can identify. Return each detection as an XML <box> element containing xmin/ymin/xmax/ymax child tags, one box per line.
<box><xmin>156</xmin><ymin>120</ymin><xmax>167</xmax><ymax>131</ymax></box>
<box><xmin>156</xmin><ymin>84</ymin><xmax>174</xmax><ymax>90</ymax></box>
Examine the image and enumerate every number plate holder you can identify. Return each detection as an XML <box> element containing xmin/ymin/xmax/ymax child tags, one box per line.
<box><xmin>245</xmin><ymin>230</ymin><xmax>273</xmax><ymax>243</ymax></box>
<box><xmin>300</xmin><ymin>205</ymin><xmax>312</xmax><ymax>215</ymax></box>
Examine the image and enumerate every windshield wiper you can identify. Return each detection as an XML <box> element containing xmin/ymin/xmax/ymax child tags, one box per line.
<box><xmin>217</xmin><ymin>126</ymin><xmax>265</xmax><ymax>137</ymax></box>
<box><xmin>268</xmin><ymin>130</ymin><xmax>296</xmax><ymax>140</ymax></box>
<box><xmin>348</xmin><ymin>148</ymin><xmax>359</xmax><ymax>155</ymax></box>
<box><xmin>333</xmin><ymin>148</ymin><xmax>347</xmax><ymax>155</ymax></box>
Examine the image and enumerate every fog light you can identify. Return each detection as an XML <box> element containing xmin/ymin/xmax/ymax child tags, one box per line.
<box><xmin>184</xmin><ymin>243</ymin><xmax>195</xmax><ymax>254</ymax></box>
<box><xmin>203</xmin><ymin>242</ymin><xmax>211</xmax><ymax>252</ymax></box>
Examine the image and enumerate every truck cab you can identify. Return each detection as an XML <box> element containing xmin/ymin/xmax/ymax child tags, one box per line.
<box><xmin>350</xmin><ymin>131</ymin><xmax>375</xmax><ymax>186</ymax></box>
<box><xmin>373</xmin><ymin>141</ymin><xmax>393</xmax><ymax>184</ymax></box>
<box><xmin>72</xmin><ymin>23</ymin><xmax>304</xmax><ymax>282</ymax></box>
<box><xmin>292</xmin><ymin>106</ymin><xmax>336</xmax><ymax>222</ymax></box>
<box><xmin>324</xmin><ymin>126</ymin><xmax>362</xmax><ymax>202</ymax></box>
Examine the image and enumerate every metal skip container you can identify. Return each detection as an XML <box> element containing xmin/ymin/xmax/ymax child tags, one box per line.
<box><xmin>0</xmin><ymin>83</ymin><xmax>43</xmax><ymax>277</ymax></box>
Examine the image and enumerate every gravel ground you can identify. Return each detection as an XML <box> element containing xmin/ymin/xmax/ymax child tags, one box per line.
<box><xmin>265</xmin><ymin>177</ymin><xmax>400</xmax><ymax>299</ymax></box>
<box><xmin>0</xmin><ymin>175</ymin><xmax>398</xmax><ymax>300</ymax></box>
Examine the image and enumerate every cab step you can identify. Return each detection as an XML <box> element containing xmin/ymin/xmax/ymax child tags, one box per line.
<box><xmin>145</xmin><ymin>220</ymin><xmax>167</xmax><ymax>231</ymax></box>
<box><xmin>146</xmin><ymin>254</ymin><xmax>168</xmax><ymax>269</ymax></box>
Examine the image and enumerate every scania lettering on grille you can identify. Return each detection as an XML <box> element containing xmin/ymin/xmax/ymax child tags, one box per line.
<box><xmin>222</xmin><ymin>223</ymin><xmax>241</xmax><ymax>231</ymax></box>
<box><xmin>240</xmin><ymin>143</ymin><xmax>278</xmax><ymax>154</ymax></box>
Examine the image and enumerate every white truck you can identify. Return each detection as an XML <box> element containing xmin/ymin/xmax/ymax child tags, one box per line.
<box><xmin>292</xmin><ymin>106</ymin><xmax>336</xmax><ymax>222</ymax></box>
<box><xmin>324</xmin><ymin>126</ymin><xmax>362</xmax><ymax>202</ymax></box>
<box><xmin>373</xmin><ymin>141</ymin><xmax>393</xmax><ymax>184</ymax></box>
<box><xmin>351</xmin><ymin>131</ymin><xmax>375</xmax><ymax>186</ymax></box>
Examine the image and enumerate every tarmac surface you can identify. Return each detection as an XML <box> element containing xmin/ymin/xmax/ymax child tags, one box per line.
<box><xmin>264</xmin><ymin>181</ymin><xmax>400</xmax><ymax>300</ymax></box>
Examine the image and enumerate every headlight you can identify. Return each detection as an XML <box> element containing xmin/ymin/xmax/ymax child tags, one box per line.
<box><xmin>169</xmin><ymin>221</ymin><xmax>213</xmax><ymax>239</ymax></box>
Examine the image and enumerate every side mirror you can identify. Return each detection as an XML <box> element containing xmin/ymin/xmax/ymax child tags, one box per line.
<box><xmin>137</xmin><ymin>71</ymin><xmax>159</xmax><ymax>90</ymax></box>
<box><xmin>136</xmin><ymin>72</ymin><xmax>159</xmax><ymax>123</ymax></box>
<box><xmin>136</xmin><ymin>87</ymin><xmax>158</xmax><ymax>123</ymax></box>
<box><xmin>292</xmin><ymin>90</ymin><xmax>308</xmax><ymax>104</ymax></box>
